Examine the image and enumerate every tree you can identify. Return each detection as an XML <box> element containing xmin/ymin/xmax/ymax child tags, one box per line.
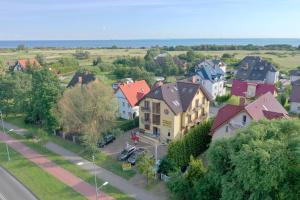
<box><xmin>56</xmin><ymin>81</ymin><xmax>117</xmax><ymax>153</ymax></box>
<box><xmin>185</xmin><ymin>157</ymin><xmax>206</xmax><ymax>185</ymax></box>
<box><xmin>73</xmin><ymin>50</ymin><xmax>90</xmax><ymax>60</ymax></box>
<box><xmin>92</xmin><ymin>56</ymin><xmax>102</xmax><ymax>66</ymax></box>
<box><xmin>35</xmin><ymin>54</ymin><xmax>46</xmax><ymax>66</ymax></box>
<box><xmin>16</xmin><ymin>44</ymin><xmax>26</xmax><ymax>51</ymax></box>
<box><xmin>136</xmin><ymin>153</ymin><xmax>156</xmax><ymax>184</ymax></box>
<box><xmin>26</xmin><ymin>68</ymin><xmax>61</xmax><ymax>130</ymax></box>
<box><xmin>199</xmin><ymin>119</ymin><xmax>300</xmax><ymax>200</ymax></box>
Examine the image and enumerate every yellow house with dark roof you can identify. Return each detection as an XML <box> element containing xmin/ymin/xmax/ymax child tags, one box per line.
<box><xmin>138</xmin><ymin>81</ymin><xmax>212</xmax><ymax>142</ymax></box>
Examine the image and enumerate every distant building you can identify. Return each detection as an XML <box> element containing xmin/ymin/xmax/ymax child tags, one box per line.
<box><xmin>154</xmin><ymin>53</ymin><xmax>187</xmax><ymax>70</ymax></box>
<box><xmin>290</xmin><ymin>80</ymin><xmax>300</xmax><ymax>114</ymax></box>
<box><xmin>231</xmin><ymin>79</ymin><xmax>276</xmax><ymax>98</ymax></box>
<box><xmin>12</xmin><ymin>59</ymin><xmax>40</xmax><ymax>71</ymax></box>
<box><xmin>211</xmin><ymin>92</ymin><xmax>288</xmax><ymax>140</ymax></box>
<box><xmin>236</xmin><ymin>56</ymin><xmax>279</xmax><ymax>84</ymax></box>
<box><xmin>67</xmin><ymin>71</ymin><xmax>96</xmax><ymax>88</ymax></box>
<box><xmin>115</xmin><ymin>80</ymin><xmax>150</xmax><ymax>120</ymax></box>
<box><xmin>193</xmin><ymin>59</ymin><xmax>226</xmax><ymax>99</ymax></box>
<box><xmin>289</xmin><ymin>68</ymin><xmax>300</xmax><ymax>83</ymax></box>
<box><xmin>138</xmin><ymin>81</ymin><xmax>212</xmax><ymax>142</ymax></box>
<box><xmin>112</xmin><ymin>78</ymin><xmax>134</xmax><ymax>90</ymax></box>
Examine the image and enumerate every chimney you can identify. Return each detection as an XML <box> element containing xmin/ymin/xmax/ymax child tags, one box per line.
<box><xmin>78</xmin><ymin>76</ymin><xmax>83</xmax><ymax>84</ymax></box>
<box><xmin>191</xmin><ymin>75</ymin><xmax>197</xmax><ymax>83</ymax></box>
<box><xmin>239</xmin><ymin>97</ymin><xmax>246</xmax><ymax>106</ymax></box>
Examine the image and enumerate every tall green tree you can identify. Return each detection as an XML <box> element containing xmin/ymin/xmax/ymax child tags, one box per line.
<box><xmin>136</xmin><ymin>153</ymin><xmax>156</xmax><ymax>185</ymax></box>
<box><xmin>27</xmin><ymin>68</ymin><xmax>61</xmax><ymax>130</ymax></box>
<box><xmin>56</xmin><ymin>81</ymin><xmax>117</xmax><ymax>153</ymax></box>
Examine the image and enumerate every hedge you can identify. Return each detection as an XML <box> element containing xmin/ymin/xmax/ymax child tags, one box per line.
<box><xmin>167</xmin><ymin>120</ymin><xmax>212</xmax><ymax>168</ymax></box>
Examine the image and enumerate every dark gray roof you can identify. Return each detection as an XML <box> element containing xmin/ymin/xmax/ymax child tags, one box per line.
<box><xmin>67</xmin><ymin>72</ymin><xmax>96</xmax><ymax>88</ymax></box>
<box><xmin>289</xmin><ymin>69</ymin><xmax>300</xmax><ymax>76</ymax></box>
<box><xmin>290</xmin><ymin>79</ymin><xmax>300</xmax><ymax>103</ymax></box>
<box><xmin>144</xmin><ymin>81</ymin><xmax>212</xmax><ymax>114</ymax></box>
<box><xmin>236</xmin><ymin>56</ymin><xmax>277</xmax><ymax>81</ymax></box>
<box><xmin>195</xmin><ymin>59</ymin><xmax>225</xmax><ymax>82</ymax></box>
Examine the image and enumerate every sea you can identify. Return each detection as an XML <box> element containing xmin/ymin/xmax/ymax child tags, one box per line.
<box><xmin>0</xmin><ymin>38</ymin><xmax>300</xmax><ymax>48</ymax></box>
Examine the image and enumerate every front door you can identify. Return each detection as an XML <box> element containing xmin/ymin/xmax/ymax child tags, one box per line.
<box><xmin>153</xmin><ymin>127</ymin><xmax>160</xmax><ymax>137</ymax></box>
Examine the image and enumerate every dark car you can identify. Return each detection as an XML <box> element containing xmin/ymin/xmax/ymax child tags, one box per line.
<box><xmin>97</xmin><ymin>134</ymin><xmax>116</xmax><ymax>148</ymax></box>
<box><xmin>118</xmin><ymin>145</ymin><xmax>136</xmax><ymax>161</ymax></box>
<box><xmin>127</xmin><ymin>148</ymin><xmax>146</xmax><ymax>165</ymax></box>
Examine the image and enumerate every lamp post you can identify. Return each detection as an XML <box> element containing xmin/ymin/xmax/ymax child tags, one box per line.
<box><xmin>92</xmin><ymin>155</ymin><xmax>108</xmax><ymax>200</ymax></box>
<box><xmin>0</xmin><ymin>110</ymin><xmax>10</xmax><ymax>161</ymax></box>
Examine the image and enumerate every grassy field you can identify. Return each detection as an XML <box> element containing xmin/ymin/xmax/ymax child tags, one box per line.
<box><xmin>0</xmin><ymin>142</ymin><xmax>87</xmax><ymax>200</ymax></box>
<box><xmin>5</xmin><ymin>116</ymin><xmax>136</xmax><ymax>180</ymax></box>
<box><xmin>1</xmin><ymin>48</ymin><xmax>300</xmax><ymax>73</ymax></box>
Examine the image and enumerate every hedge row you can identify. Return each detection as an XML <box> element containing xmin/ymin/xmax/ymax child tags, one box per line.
<box><xmin>167</xmin><ymin>120</ymin><xmax>212</xmax><ymax>168</ymax></box>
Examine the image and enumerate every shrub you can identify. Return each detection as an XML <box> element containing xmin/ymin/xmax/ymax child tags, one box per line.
<box><xmin>215</xmin><ymin>94</ymin><xmax>231</xmax><ymax>105</ymax></box>
<box><xmin>118</xmin><ymin>118</ymin><xmax>139</xmax><ymax>131</ymax></box>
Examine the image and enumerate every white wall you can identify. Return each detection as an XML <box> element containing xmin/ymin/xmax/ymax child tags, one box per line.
<box><xmin>198</xmin><ymin>77</ymin><xmax>225</xmax><ymax>100</ymax></box>
<box><xmin>115</xmin><ymin>90</ymin><xmax>139</xmax><ymax>120</ymax></box>
<box><xmin>212</xmin><ymin>111</ymin><xmax>252</xmax><ymax>140</ymax></box>
<box><xmin>290</xmin><ymin>102</ymin><xmax>300</xmax><ymax>114</ymax></box>
<box><xmin>291</xmin><ymin>75</ymin><xmax>300</xmax><ymax>83</ymax></box>
<box><xmin>266</xmin><ymin>71</ymin><xmax>279</xmax><ymax>84</ymax></box>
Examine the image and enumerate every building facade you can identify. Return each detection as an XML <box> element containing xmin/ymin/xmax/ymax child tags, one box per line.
<box><xmin>290</xmin><ymin>80</ymin><xmax>300</xmax><ymax>114</ymax></box>
<box><xmin>138</xmin><ymin>81</ymin><xmax>211</xmax><ymax>142</ymax></box>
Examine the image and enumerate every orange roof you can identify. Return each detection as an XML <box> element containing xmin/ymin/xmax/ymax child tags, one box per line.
<box><xmin>17</xmin><ymin>59</ymin><xmax>40</xmax><ymax>69</ymax></box>
<box><xmin>118</xmin><ymin>80</ymin><xmax>150</xmax><ymax>107</ymax></box>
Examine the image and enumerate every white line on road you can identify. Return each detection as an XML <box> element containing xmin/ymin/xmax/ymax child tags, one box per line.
<box><xmin>0</xmin><ymin>192</ymin><xmax>7</xmax><ymax>200</ymax></box>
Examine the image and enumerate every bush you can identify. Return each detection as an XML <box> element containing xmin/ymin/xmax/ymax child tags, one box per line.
<box><xmin>73</xmin><ymin>50</ymin><xmax>90</xmax><ymax>60</ymax></box>
<box><xmin>167</xmin><ymin>120</ymin><xmax>212</xmax><ymax>168</ymax></box>
<box><xmin>118</xmin><ymin>118</ymin><xmax>139</xmax><ymax>131</ymax></box>
<box><xmin>215</xmin><ymin>94</ymin><xmax>231</xmax><ymax>104</ymax></box>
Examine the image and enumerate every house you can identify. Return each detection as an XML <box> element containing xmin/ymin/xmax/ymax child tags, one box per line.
<box><xmin>138</xmin><ymin>81</ymin><xmax>212</xmax><ymax>142</ymax></box>
<box><xmin>154</xmin><ymin>53</ymin><xmax>187</xmax><ymax>70</ymax></box>
<box><xmin>289</xmin><ymin>69</ymin><xmax>300</xmax><ymax>83</ymax></box>
<box><xmin>289</xmin><ymin>79</ymin><xmax>300</xmax><ymax>114</ymax></box>
<box><xmin>13</xmin><ymin>59</ymin><xmax>40</xmax><ymax>71</ymax></box>
<box><xmin>115</xmin><ymin>80</ymin><xmax>150</xmax><ymax>120</ymax></box>
<box><xmin>67</xmin><ymin>71</ymin><xmax>96</xmax><ymax>88</ymax></box>
<box><xmin>211</xmin><ymin>92</ymin><xmax>288</xmax><ymax>140</ymax></box>
<box><xmin>112</xmin><ymin>78</ymin><xmax>133</xmax><ymax>90</ymax></box>
<box><xmin>231</xmin><ymin>79</ymin><xmax>276</xmax><ymax>98</ymax></box>
<box><xmin>193</xmin><ymin>59</ymin><xmax>226</xmax><ymax>99</ymax></box>
<box><xmin>236</xmin><ymin>56</ymin><xmax>279</xmax><ymax>84</ymax></box>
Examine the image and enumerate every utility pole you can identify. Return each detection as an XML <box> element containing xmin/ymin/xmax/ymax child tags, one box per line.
<box><xmin>0</xmin><ymin>110</ymin><xmax>10</xmax><ymax>161</ymax></box>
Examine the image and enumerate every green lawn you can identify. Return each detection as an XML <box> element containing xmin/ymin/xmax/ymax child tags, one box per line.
<box><xmin>0</xmin><ymin>142</ymin><xmax>87</xmax><ymax>200</ymax></box>
<box><xmin>5</xmin><ymin>116</ymin><xmax>136</xmax><ymax>180</ymax></box>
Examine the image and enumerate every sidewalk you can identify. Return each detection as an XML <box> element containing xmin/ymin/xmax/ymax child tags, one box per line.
<box><xmin>0</xmin><ymin>132</ymin><xmax>114</xmax><ymax>200</ymax></box>
<box><xmin>44</xmin><ymin>142</ymin><xmax>165</xmax><ymax>200</ymax></box>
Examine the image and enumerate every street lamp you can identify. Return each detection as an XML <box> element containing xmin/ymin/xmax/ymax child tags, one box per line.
<box><xmin>92</xmin><ymin>155</ymin><xmax>108</xmax><ymax>200</ymax></box>
<box><xmin>0</xmin><ymin>110</ymin><xmax>10</xmax><ymax>161</ymax></box>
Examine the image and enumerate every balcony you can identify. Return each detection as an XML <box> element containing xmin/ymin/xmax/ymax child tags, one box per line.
<box><xmin>141</xmin><ymin>107</ymin><xmax>151</xmax><ymax>112</ymax></box>
<box><xmin>186</xmin><ymin>115</ymin><xmax>208</xmax><ymax>127</ymax></box>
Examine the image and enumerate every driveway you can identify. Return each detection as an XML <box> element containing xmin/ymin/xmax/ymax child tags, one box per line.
<box><xmin>102</xmin><ymin>130</ymin><xmax>167</xmax><ymax>160</ymax></box>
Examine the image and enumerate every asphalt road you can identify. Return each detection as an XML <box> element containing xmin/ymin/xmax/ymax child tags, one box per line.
<box><xmin>0</xmin><ymin>167</ymin><xmax>38</xmax><ymax>200</ymax></box>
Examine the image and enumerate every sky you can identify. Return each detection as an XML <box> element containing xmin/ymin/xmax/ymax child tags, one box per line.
<box><xmin>0</xmin><ymin>0</ymin><xmax>300</xmax><ymax>40</ymax></box>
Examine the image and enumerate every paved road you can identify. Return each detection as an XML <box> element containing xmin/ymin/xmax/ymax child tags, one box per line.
<box><xmin>0</xmin><ymin>132</ymin><xmax>114</xmax><ymax>200</ymax></box>
<box><xmin>0</xmin><ymin>167</ymin><xmax>37</xmax><ymax>200</ymax></box>
<box><xmin>45</xmin><ymin>142</ymin><xmax>165</xmax><ymax>200</ymax></box>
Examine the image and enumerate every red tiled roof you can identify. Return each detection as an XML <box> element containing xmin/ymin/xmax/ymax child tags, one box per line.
<box><xmin>211</xmin><ymin>104</ymin><xmax>245</xmax><ymax>132</ymax></box>
<box><xmin>118</xmin><ymin>80</ymin><xmax>150</xmax><ymax>107</ymax></box>
<box><xmin>231</xmin><ymin>79</ymin><xmax>276</xmax><ymax>98</ymax></box>
<box><xmin>211</xmin><ymin>92</ymin><xmax>288</xmax><ymax>134</ymax></box>
<box><xmin>17</xmin><ymin>59</ymin><xmax>40</xmax><ymax>69</ymax></box>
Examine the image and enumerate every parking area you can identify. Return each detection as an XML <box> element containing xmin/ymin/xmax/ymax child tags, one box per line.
<box><xmin>101</xmin><ymin>129</ymin><xmax>167</xmax><ymax>161</ymax></box>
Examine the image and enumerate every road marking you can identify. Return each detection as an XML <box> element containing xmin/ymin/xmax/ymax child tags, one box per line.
<box><xmin>0</xmin><ymin>192</ymin><xmax>7</xmax><ymax>200</ymax></box>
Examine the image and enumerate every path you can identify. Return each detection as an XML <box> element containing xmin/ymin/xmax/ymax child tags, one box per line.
<box><xmin>0</xmin><ymin>167</ymin><xmax>38</xmax><ymax>200</ymax></box>
<box><xmin>0</xmin><ymin>132</ymin><xmax>114</xmax><ymax>200</ymax></box>
<box><xmin>44</xmin><ymin>142</ymin><xmax>165</xmax><ymax>200</ymax></box>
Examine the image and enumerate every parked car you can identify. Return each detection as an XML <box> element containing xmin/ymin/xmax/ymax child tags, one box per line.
<box><xmin>118</xmin><ymin>145</ymin><xmax>136</xmax><ymax>161</ymax></box>
<box><xmin>97</xmin><ymin>134</ymin><xmax>116</xmax><ymax>148</ymax></box>
<box><xmin>127</xmin><ymin>148</ymin><xmax>146</xmax><ymax>165</ymax></box>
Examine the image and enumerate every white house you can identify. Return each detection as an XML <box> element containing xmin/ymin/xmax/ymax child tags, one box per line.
<box><xmin>193</xmin><ymin>59</ymin><xmax>226</xmax><ymax>100</ymax></box>
<box><xmin>290</xmin><ymin>80</ymin><xmax>300</xmax><ymax>114</ymax></box>
<box><xmin>211</xmin><ymin>92</ymin><xmax>288</xmax><ymax>140</ymax></box>
<box><xmin>115</xmin><ymin>80</ymin><xmax>150</xmax><ymax>120</ymax></box>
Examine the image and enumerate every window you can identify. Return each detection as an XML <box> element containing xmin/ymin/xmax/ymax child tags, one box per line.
<box><xmin>188</xmin><ymin>115</ymin><xmax>192</xmax><ymax>123</ymax></box>
<box><xmin>122</xmin><ymin>102</ymin><xmax>125</xmax><ymax>107</ymax></box>
<box><xmin>297</xmin><ymin>106</ymin><xmax>300</xmax><ymax>111</ymax></box>
<box><xmin>144</xmin><ymin>124</ymin><xmax>150</xmax><ymax>130</ymax></box>
<box><xmin>195</xmin><ymin>99</ymin><xmax>199</xmax><ymax>107</ymax></box>
<box><xmin>144</xmin><ymin>101</ymin><xmax>149</xmax><ymax>109</ymax></box>
<box><xmin>242</xmin><ymin>115</ymin><xmax>247</xmax><ymax>125</ymax></box>
<box><xmin>202</xmin><ymin>108</ymin><xmax>205</xmax><ymax>116</ymax></box>
<box><xmin>152</xmin><ymin>102</ymin><xmax>160</xmax><ymax>114</ymax></box>
<box><xmin>168</xmin><ymin>132</ymin><xmax>171</xmax><ymax>137</ymax></box>
<box><xmin>152</xmin><ymin>114</ymin><xmax>160</xmax><ymax>125</ymax></box>
<box><xmin>144</xmin><ymin>113</ymin><xmax>150</xmax><ymax>122</ymax></box>
<box><xmin>225</xmin><ymin>125</ymin><xmax>229</xmax><ymax>133</ymax></box>
<box><xmin>202</xmin><ymin>96</ymin><xmax>206</xmax><ymax>104</ymax></box>
<box><xmin>122</xmin><ymin>111</ymin><xmax>125</xmax><ymax>114</ymax></box>
<box><xmin>127</xmin><ymin>103</ymin><xmax>130</xmax><ymax>108</ymax></box>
